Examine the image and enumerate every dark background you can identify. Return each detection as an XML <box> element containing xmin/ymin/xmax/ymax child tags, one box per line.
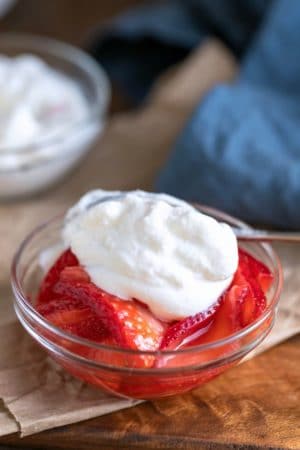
<box><xmin>2</xmin><ymin>1</ymin><xmax>140</xmax><ymax>44</ymax></box>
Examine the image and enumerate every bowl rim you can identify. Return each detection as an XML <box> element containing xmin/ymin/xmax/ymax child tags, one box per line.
<box><xmin>11</xmin><ymin>203</ymin><xmax>283</xmax><ymax>360</ymax></box>
<box><xmin>0</xmin><ymin>32</ymin><xmax>111</xmax><ymax>162</ymax></box>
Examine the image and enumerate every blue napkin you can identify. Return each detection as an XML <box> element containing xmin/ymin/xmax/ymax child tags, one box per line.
<box><xmin>90</xmin><ymin>0</ymin><xmax>300</xmax><ymax>228</ymax></box>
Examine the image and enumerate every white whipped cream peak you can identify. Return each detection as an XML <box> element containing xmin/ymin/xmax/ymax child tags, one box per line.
<box><xmin>63</xmin><ymin>190</ymin><xmax>238</xmax><ymax>321</ymax></box>
<box><xmin>0</xmin><ymin>54</ymin><xmax>88</xmax><ymax>150</ymax></box>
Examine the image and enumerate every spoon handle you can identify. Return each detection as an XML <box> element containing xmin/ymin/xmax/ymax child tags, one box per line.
<box><xmin>234</xmin><ymin>228</ymin><xmax>300</xmax><ymax>243</ymax></box>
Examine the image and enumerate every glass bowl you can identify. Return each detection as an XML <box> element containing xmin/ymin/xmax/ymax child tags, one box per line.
<box><xmin>0</xmin><ymin>33</ymin><xmax>110</xmax><ymax>199</ymax></box>
<box><xmin>11</xmin><ymin>205</ymin><xmax>283</xmax><ymax>400</ymax></box>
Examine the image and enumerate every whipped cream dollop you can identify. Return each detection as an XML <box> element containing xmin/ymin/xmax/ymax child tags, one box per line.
<box><xmin>63</xmin><ymin>190</ymin><xmax>238</xmax><ymax>321</ymax></box>
<box><xmin>0</xmin><ymin>54</ymin><xmax>88</xmax><ymax>150</ymax></box>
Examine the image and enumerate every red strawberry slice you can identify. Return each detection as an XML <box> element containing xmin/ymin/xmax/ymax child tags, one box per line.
<box><xmin>163</xmin><ymin>284</ymin><xmax>248</xmax><ymax>371</ymax></box>
<box><xmin>237</xmin><ymin>281</ymin><xmax>266</xmax><ymax>327</ymax></box>
<box><xmin>37</xmin><ymin>249</ymin><xmax>79</xmax><ymax>304</ymax></box>
<box><xmin>53</xmin><ymin>281</ymin><xmax>124</xmax><ymax>343</ymax></box>
<box><xmin>36</xmin><ymin>297</ymin><xmax>110</xmax><ymax>342</ymax></box>
<box><xmin>238</xmin><ymin>248</ymin><xmax>273</xmax><ymax>293</ymax></box>
<box><xmin>160</xmin><ymin>249</ymin><xmax>270</xmax><ymax>352</ymax></box>
<box><xmin>155</xmin><ymin>290</ymin><xmax>235</xmax><ymax>369</ymax></box>
<box><xmin>160</xmin><ymin>300</ymin><xmax>221</xmax><ymax>351</ymax></box>
<box><xmin>59</xmin><ymin>266</ymin><xmax>90</xmax><ymax>283</ymax></box>
<box><xmin>168</xmin><ymin>287</ymin><xmax>238</xmax><ymax>353</ymax></box>
<box><xmin>235</xmin><ymin>250</ymin><xmax>268</xmax><ymax>327</ymax></box>
<box><xmin>167</xmin><ymin>252</ymin><xmax>268</xmax><ymax>352</ymax></box>
<box><xmin>200</xmin><ymin>267</ymin><xmax>266</xmax><ymax>341</ymax></box>
<box><xmin>108</xmin><ymin>297</ymin><xmax>166</xmax><ymax>352</ymax></box>
<box><xmin>53</xmin><ymin>279</ymin><xmax>166</xmax><ymax>367</ymax></box>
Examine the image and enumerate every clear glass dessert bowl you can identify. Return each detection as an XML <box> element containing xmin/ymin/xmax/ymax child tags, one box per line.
<box><xmin>0</xmin><ymin>33</ymin><xmax>110</xmax><ymax>199</ymax></box>
<box><xmin>11</xmin><ymin>206</ymin><xmax>283</xmax><ymax>400</ymax></box>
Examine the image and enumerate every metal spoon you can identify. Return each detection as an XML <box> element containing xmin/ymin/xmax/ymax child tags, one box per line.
<box><xmin>233</xmin><ymin>227</ymin><xmax>300</xmax><ymax>243</ymax></box>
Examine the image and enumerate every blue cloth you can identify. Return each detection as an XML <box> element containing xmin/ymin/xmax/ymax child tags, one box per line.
<box><xmin>90</xmin><ymin>0</ymin><xmax>270</xmax><ymax>102</ymax></box>
<box><xmin>90</xmin><ymin>0</ymin><xmax>300</xmax><ymax>228</ymax></box>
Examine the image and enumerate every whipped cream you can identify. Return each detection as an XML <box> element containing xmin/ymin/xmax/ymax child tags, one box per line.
<box><xmin>63</xmin><ymin>190</ymin><xmax>238</xmax><ymax>321</ymax></box>
<box><xmin>0</xmin><ymin>54</ymin><xmax>88</xmax><ymax>149</ymax></box>
<box><xmin>0</xmin><ymin>54</ymin><xmax>105</xmax><ymax>199</ymax></box>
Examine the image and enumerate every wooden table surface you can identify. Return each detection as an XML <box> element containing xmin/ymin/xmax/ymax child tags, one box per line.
<box><xmin>0</xmin><ymin>2</ymin><xmax>299</xmax><ymax>449</ymax></box>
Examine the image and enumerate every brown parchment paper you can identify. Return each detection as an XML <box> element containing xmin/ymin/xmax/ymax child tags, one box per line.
<box><xmin>0</xmin><ymin>40</ymin><xmax>299</xmax><ymax>438</ymax></box>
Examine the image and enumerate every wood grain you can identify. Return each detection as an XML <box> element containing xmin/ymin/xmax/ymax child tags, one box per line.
<box><xmin>0</xmin><ymin>335</ymin><xmax>299</xmax><ymax>450</ymax></box>
<box><xmin>0</xmin><ymin>1</ymin><xmax>299</xmax><ymax>449</ymax></box>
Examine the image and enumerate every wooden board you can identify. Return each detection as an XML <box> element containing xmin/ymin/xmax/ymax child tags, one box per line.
<box><xmin>0</xmin><ymin>335</ymin><xmax>299</xmax><ymax>450</ymax></box>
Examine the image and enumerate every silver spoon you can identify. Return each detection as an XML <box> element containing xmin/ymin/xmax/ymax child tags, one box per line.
<box><xmin>233</xmin><ymin>227</ymin><xmax>300</xmax><ymax>243</ymax></box>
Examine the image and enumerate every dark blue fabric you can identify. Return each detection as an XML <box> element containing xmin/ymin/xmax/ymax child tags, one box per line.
<box><xmin>90</xmin><ymin>0</ymin><xmax>300</xmax><ymax>228</ymax></box>
<box><xmin>90</xmin><ymin>0</ymin><xmax>271</xmax><ymax>102</ymax></box>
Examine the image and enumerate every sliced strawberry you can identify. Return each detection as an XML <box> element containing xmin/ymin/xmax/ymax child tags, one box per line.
<box><xmin>238</xmin><ymin>248</ymin><xmax>273</xmax><ymax>293</ymax></box>
<box><xmin>36</xmin><ymin>246</ymin><xmax>270</xmax><ymax>375</ymax></box>
<box><xmin>155</xmin><ymin>290</ymin><xmax>236</xmax><ymax>369</ymax></box>
<box><xmin>37</xmin><ymin>296</ymin><xmax>87</xmax><ymax>321</ymax></box>
<box><xmin>184</xmin><ymin>289</ymin><xmax>237</xmax><ymax>347</ymax></box>
<box><xmin>174</xmin><ymin>262</ymin><xmax>267</xmax><ymax>353</ymax></box>
<box><xmin>160</xmin><ymin>300</ymin><xmax>221</xmax><ymax>351</ymax></box>
<box><xmin>192</xmin><ymin>272</ymin><xmax>266</xmax><ymax>346</ymax></box>
<box><xmin>53</xmin><ymin>281</ymin><xmax>124</xmax><ymax>343</ymax></box>
<box><xmin>234</xmin><ymin>250</ymin><xmax>268</xmax><ymax>327</ymax></box>
<box><xmin>37</xmin><ymin>249</ymin><xmax>79</xmax><ymax>304</ymax></box>
<box><xmin>160</xmin><ymin>249</ymin><xmax>270</xmax><ymax>352</ymax></box>
<box><xmin>59</xmin><ymin>266</ymin><xmax>90</xmax><ymax>283</ymax></box>
<box><xmin>37</xmin><ymin>297</ymin><xmax>109</xmax><ymax>342</ymax></box>
<box><xmin>241</xmin><ymin>277</ymin><xmax>266</xmax><ymax>326</ymax></box>
<box><xmin>53</xmin><ymin>279</ymin><xmax>166</xmax><ymax>367</ymax></box>
<box><xmin>109</xmin><ymin>298</ymin><xmax>166</xmax><ymax>352</ymax></box>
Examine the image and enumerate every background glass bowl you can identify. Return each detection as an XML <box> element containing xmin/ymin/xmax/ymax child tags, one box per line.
<box><xmin>0</xmin><ymin>33</ymin><xmax>110</xmax><ymax>199</ymax></box>
<box><xmin>11</xmin><ymin>205</ymin><xmax>283</xmax><ymax>400</ymax></box>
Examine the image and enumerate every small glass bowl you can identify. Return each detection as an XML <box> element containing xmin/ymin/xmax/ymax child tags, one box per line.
<box><xmin>0</xmin><ymin>33</ymin><xmax>110</xmax><ymax>199</ymax></box>
<box><xmin>11</xmin><ymin>206</ymin><xmax>283</xmax><ymax>400</ymax></box>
